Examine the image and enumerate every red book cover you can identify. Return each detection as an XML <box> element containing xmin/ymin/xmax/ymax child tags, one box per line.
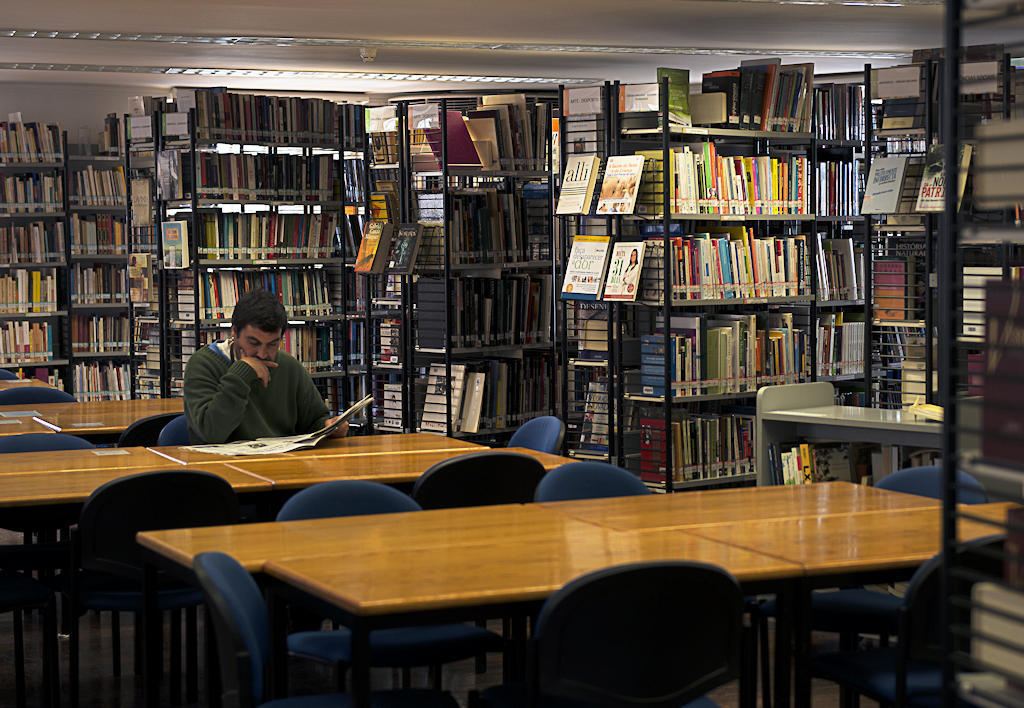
<box><xmin>873</xmin><ymin>258</ymin><xmax>910</xmax><ymax>321</ymax></box>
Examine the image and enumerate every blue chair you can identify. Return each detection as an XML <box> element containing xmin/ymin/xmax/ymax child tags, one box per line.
<box><xmin>0</xmin><ymin>387</ymin><xmax>75</xmax><ymax>405</ymax></box>
<box><xmin>157</xmin><ymin>414</ymin><xmax>190</xmax><ymax>446</ymax></box>
<box><xmin>117</xmin><ymin>412</ymin><xmax>184</xmax><ymax>448</ymax></box>
<box><xmin>0</xmin><ymin>432</ymin><xmax>94</xmax><ymax>454</ymax></box>
<box><xmin>810</xmin><ymin>535</ymin><xmax>1004</xmax><ymax>706</ymax></box>
<box><xmin>0</xmin><ymin>368</ymin><xmax>20</xmax><ymax>380</ymax></box>
<box><xmin>877</xmin><ymin>465</ymin><xmax>987</xmax><ymax>504</ymax></box>
<box><xmin>277</xmin><ymin>481</ymin><xmax>502</xmax><ymax>691</ymax></box>
<box><xmin>480</xmin><ymin>561</ymin><xmax>742</xmax><ymax>708</ymax></box>
<box><xmin>412</xmin><ymin>451</ymin><xmax>547</xmax><ymax>510</ymax></box>
<box><xmin>0</xmin><ymin>557</ymin><xmax>60</xmax><ymax>708</ymax></box>
<box><xmin>507</xmin><ymin>416</ymin><xmax>565</xmax><ymax>454</ymax></box>
<box><xmin>534</xmin><ymin>461</ymin><xmax>650</xmax><ymax>502</ymax></box>
<box><xmin>65</xmin><ymin>470</ymin><xmax>240</xmax><ymax>707</ymax></box>
<box><xmin>193</xmin><ymin>551</ymin><xmax>459</xmax><ymax>708</ymax></box>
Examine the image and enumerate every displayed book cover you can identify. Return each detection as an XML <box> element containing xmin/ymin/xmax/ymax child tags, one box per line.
<box><xmin>974</xmin><ymin>118</ymin><xmax>1024</xmax><ymax>210</ymax></box>
<box><xmin>873</xmin><ymin>258</ymin><xmax>912</xmax><ymax>321</ymax></box>
<box><xmin>915</xmin><ymin>143</ymin><xmax>973</xmax><ymax>212</ymax></box>
<box><xmin>130</xmin><ymin>177</ymin><xmax>152</xmax><ymax>227</ymax></box>
<box><xmin>602</xmin><ymin>241</ymin><xmax>646</xmax><ymax>302</ymax></box>
<box><xmin>561</xmin><ymin>235</ymin><xmax>612</xmax><ymax>301</ymax></box>
<box><xmin>861</xmin><ymin>157</ymin><xmax>909</xmax><ymax>214</ymax></box>
<box><xmin>423</xmin><ymin>110</ymin><xmax>483</xmax><ymax>169</ymax></box>
<box><xmin>983</xmin><ymin>281</ymin><xmax>1024</xmax><ymax>469</ymax></box>
<box><xmin>127</xmin><ymin>252</ymin><xmax>153</xmax><ymax>303</ymax></box>
<box><xmin>701</xmin><ymin>69</ymin><xmax>741</xmax><ymax>128</ymax></box>
<box><xmin>160</xmin><ymin>220</ymin><xmax>189</xmax><ymax>269</ymax></box>
<box><xmin>556</xmin><ymin>155</ymin><xmax>601</xmax><ymax>215</ymax></box>
<box><xmin>657</xmin><ymin>67</ymin><xmax>692</xmax><ymax>127</ymax></box>
<box><xmin>595</xmin><ymin>155</ymin><xmax>646</xmax><ymax>215</ymax></box>
<box><xmin>386</xmin><ymin>223</ymin><xmax>423</xmax><ymax>274</ymax></box>
<box><xmin>354</xmin><ymin>221</ymin><xmax>393</xmax><ymax>274</ymax></box>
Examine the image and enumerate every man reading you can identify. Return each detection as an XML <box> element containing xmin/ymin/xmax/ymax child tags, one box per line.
<box><xmin>184</xmin><ymin>288</ymin><xmax>348</xmax><ymax>444</ymax></box>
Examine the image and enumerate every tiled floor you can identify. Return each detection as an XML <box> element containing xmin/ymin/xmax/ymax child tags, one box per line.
<box><xmin>0</xmin><ymin>604</ymin><xmax>853</xmax><ymax>707</ymax></box>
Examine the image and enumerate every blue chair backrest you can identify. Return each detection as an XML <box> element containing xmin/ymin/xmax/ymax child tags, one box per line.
<box><xmin>193</xmin><ymin>551</ymin><xmax>269</xmax><ymax>704</ymax></box>
<box><xmin>508</xmin><ymin>415</ymin><xmax>565</xmax><ymax>454</ymax></box>
<box><xmin>877</xmin><ymin>465</ymin><xmax>987</xmax><ymax>504</ymax></box>
<box><xmin>277</xmin><ymin>480</ymin><xmax>421</xmax><ymax>521</ymax></box>
<box><xmin>533</xmin><ymin>561</ymin><xmax>743</xmax><ymax>708</ymax></box>
<box><xmin>157</xmin><ymin>415</ymin><xmax>190</xmax><ymax>446</ymax></box>
<box><xmin>0</xmin><ymin>387</ymin><xmax>76</xmax><ymax>405</ymax></box>
<box><xmin>0</xmin><ymin>368</ymin><xmax>20</xmax><ymax>380</ymax></box>
<box><xmin>0</xmin><ymin>432</ymin><xmax>94</xmax><ymax>454</ymax></box>
<box><xmin>117</xmin><ymin>412</ymin><xmax>184</xmax><ymax>448</ymax></box>
<box><xmin>535</xmin><ymin>462</ymin><xmax>651</xmax><ymax>502</ymax></box>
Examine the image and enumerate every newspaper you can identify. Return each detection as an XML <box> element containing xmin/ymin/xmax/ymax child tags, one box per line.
<box><xmin>180</xmin><ymin>395</ymin><xmax>373</xmax><ymax>456</ymax></box>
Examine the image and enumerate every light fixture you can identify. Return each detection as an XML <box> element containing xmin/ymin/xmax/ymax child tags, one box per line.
<box><xmin>0</xmin><ymin>27</ymin><xmax>913</xmax><ymax>60</ymax></box>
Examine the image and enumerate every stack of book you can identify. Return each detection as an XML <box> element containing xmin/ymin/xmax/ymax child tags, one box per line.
<box><xmin>0</xmin><ymin>221</ymin><xmax>65</xmax><ymax>263</ymax></box>
<box><xmin>197</xmin><ymin>212</ymin><xmax>338</xmax><ymax>260</ymax></box>
<box><xmin>0</xmin><ymin>269</ymin><xmax>59</xmax><ymax>313</ymax></box>
<box><xmin>640</xmin><ymin>413</ymin><xmax>755</xmax><ymax>485</ymax></box>
<box><xmin>0</xmin><ymin>321</ymin><xmax>54</xmax><ymax>365</ymax></box>
<box><xmin>419</xmin><ymin>362</ymin><xmax>466</xmax><ymax>433</ymax></box>
<box><xmin>70</xmin><ymin>263</ymin><xmax>129</xmax><ymax>304</ymax></box>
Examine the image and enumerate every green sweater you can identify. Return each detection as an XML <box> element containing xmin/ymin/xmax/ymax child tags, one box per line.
<box><xmin>183</xmin><ymin>343</ymin><xmax>329</xmax><ymax>444</ymax></box>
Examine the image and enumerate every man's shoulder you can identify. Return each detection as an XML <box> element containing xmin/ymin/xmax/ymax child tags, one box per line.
<box><xmin>186</xmin><ymin>343</ymin><xmax>227</xmax><ymax>372</ymax></box>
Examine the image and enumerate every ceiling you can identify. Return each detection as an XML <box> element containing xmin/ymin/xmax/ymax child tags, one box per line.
<box><xmin>0</xmin><ymin>0</ymin><xmax>995</xmax><ymax>98</ymax></box>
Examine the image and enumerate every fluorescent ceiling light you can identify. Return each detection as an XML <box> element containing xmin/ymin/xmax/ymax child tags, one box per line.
<box><xmin>0</xmin><ymin>27</ymin><xmax>912</xmax><ymax>60</ymax></box>
<box><xmin>0</xmin><ymin>62</ymin><xmax>593</xmax><ymax>84</ymax></box>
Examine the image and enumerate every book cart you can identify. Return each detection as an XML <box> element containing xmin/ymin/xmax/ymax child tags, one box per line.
<box><xmin>937</xmin><ymin>8</ymin><xmax>1024</xmax><ymax>702</ymax></box>
<box><xmin>384</xmin><ymin>94</ymin><xmax>558</xmax><ymax>441</ymax></box>
<box><xmin>0</xmin><ymin>122</ymin><xmax>70</xmax><ymax>389</ymax></box>
<box><xmin>150</xmin><ymin>93</ymin><xmax>351</xmax><ymax>412</ymax></box>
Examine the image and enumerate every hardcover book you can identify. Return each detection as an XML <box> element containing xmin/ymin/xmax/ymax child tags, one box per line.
<box><xmin>873</xmin><ymin>258</ymin><xmax>912</xmax><ymax>321</ymax></box>
<box><xmin>595</xmin><ymin>155</ymin><xmax>646</xmax><ymax>215</ymax></box>
<box><xmin>556</xmin><ymin>155</ymin><xmax>601</xmax><ymax>215</ymax></box>
<box><xmin>915</xmin><ymin>143</ymin><xmax>973</xmax><ymax>212</ymax></box>
<box><xmin>386</xmin><ymin>223</ymin><xmax>423</xmax><ymax>274</ymax></box>
<box><xmin>160</xmin><ymin>220</ymin><xmax>189</xmax><ymax>269</ymax></box>
<box><xmin>354</xmin><ymin>221</ymin><xmax>393</xmax><ymax>274</ymax></box>
<box><xmin>561</xmin><ymin>235</ymin><xmax>612</xmax><ymax>301</ymax></box>
<box><xmin>657</xmin><ymin>67</ymin><xmax>692</xmax><ymax>127</ymax></box>
<box><xmin>602</xmin><ymin>241</ymin><xmax>646</xmax><ymax>302</ymax></box>
<box><xmin>861</xmin><ymin>157</ymin><xmax>909</xmax><ymax>214</ymax></box>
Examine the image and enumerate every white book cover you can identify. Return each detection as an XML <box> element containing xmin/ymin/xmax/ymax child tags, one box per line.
<box><xmin>595</xmin><ymin>155</ymin><xmax>646</xmax><ymax>215</ymax></box>
<box><xmin>556</xmin><ymin>155</ymin><xmax>601</xmax><ymax>215</ymax></box>
<box><xmin>861</xmin><ymin>157</ymin><xmax>908</xmax><ymax>214</ymax></box>
<box><xmin>602</xmin><ymin>241</ymin><xmax>646</xmax><ymax>302</ymax></box>
<box><xmin>561</xmin><ymin>235</ymin><xmax>612</xmax><ymax>301</ymax></box>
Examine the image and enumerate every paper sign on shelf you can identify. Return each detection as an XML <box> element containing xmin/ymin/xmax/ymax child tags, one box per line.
<box><xmin>875</xmin><ymin>66</ymin><xmax>921</xmax><ymax>100</ymax></box>
<box><xmin>410</xmin><ymin>103</ymin><xmax>440</xmax><ymax>130</ymax></box>
<box><xmin>563</xmin><ymin>87</ymin><xmax>602</xmax><ymax>116</ymax></box>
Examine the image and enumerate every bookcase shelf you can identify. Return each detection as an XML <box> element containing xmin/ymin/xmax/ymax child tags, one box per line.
<box><xmin>0</xmin><ymin>310</ymin><xmax>66</xmax><ymax>320</ymax></box>
<box><xmin>0</xmin><ymin>162</ymin><xmax>63</xmax><ymax>172</ymax></box>
<box><xmin>197</xmin><ymin>258</ymin><xmax>346</xmax><ymax>268</ymax></box>
<box><xmin>622</xmin><ymin>126</ymin><xmax>813</xmax><ymax>141</ymax></box>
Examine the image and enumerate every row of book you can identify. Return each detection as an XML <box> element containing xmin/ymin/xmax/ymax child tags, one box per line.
<box><xmin>813</xmin><ymin>83</ymin><xmax>867</xmax><ymax>142</ymax></box>
<box><xmin>196</xmin><ymin>269</ymin><xmax>334</xmax><ymax>320</ymax></box>
<box><xmin>815</xmin><ymin>235</ymin><xmax>865</xmax><ymax>301</ymax></box>
<box><xmin>696</xmin><ymin>61</ymin><xmax>814</xmax><ymax>133</ymax></box>
<box><xmin>70</xmin><ymin>214</ymin><xmax>128</xmax><ymax>255</ymax></box>
<box><xmin>188</xmin><ymin>89</ymin><xmax>341</xmax><ymax>145</ymax></box>
<box><xmin>636</xmin><ymin>232</ymin><xmax>809</xmax><ymax>303</ymax></box>
<box><xmin>69</xmin><ymin>165</ymin><xmax>127</xmax><ymax>206</ymax></box>
<box><xmin>639</xmin><ymin>413</ymin><xmax>755</xmax><ymax>484</ymax></box>
<box><xmin>0</xmin><ymin>367</ymin><xmax>62</xmax><ymax>389</ymax></box>
<box><xmin>71</xmin><ymin>314</ymin><xmax>129</xmax><ymax>353</ymax></box>
<box><xmin>132</xmin><ymin>314</ymin><xmax>162</xmax><ymax>398</ymax></box>
<box><xmin>447</xmin><ymin>189</ymin><xmax>529</xmax><ymax>264</ymax></box>
<box><xmin>0</xmin><ymin>269</ymin><xmax>59</xmax><ymax>313</ymax></box>
<box><xmin>157</xmin><ymin>151</ymin><xmax>335</xmax><ymax>202</ymax></box>
<box><xmin>816</xmin><ymin>158</ymin><xmax>860</xmax><ymax>218</ymax></box>
<box><xmin>0</xmin><ymin>174</ymin><xmax>63</xmax><ymax>212</ymax></box>
<box><xmin>0</xmin><ymin>222</ymin><xmax>64</xmax><ymax>264</ymax></box>
<box><xmin>197</xmin><ymin>212</ymin><xmax>339</xmax><ymax>260</ymax></box>
<box><xmin>375</xmin><ymin>378</ymin><xmax>403</xmax><ymax>430</ymax></box>
<box><xmin>577</xmin><ymin>380</ymin><xmax>609</xmax><ymax>454</ymax></box>
<box><xmin>374</xmin><ymin>318</ymin><xmax>401</xmax><ymax>368</ymax></box>
<box><xmin>415</xmin><ymin>274</ymin><xmax>553</xmax><ymax>349</ymax></box>
<box><xmin>0</xmin><ymin>122</ymin><xmax>63</xmax><ymax>163</ymax></box>
<box><xmin>69</xmin><ymin>263</ymin><xmax>129</xmax><ymax>304</ymax></box>
<box><xmin>71</xmin><ymin>361</ymin><xmax>130</xmax><ymax>402</ymax></box>
<box><xmin>639</xmin><ymin>312</ymin><xmax>806</xmax><ymax>397</ymax></box>
<box><xmin>816</xmin><ymin>314</ymin><xmax>866</xmax><ymax>378</ymax></box>
<box><xmin>0</xmin><ymin>321</ymin><xmax>55</xmax><ymax>364</ymax></box>
<box><xmin>765</xmin><ymin>441</ymin><xmax>856</xmax><ymax>485</ymax></box>
<box><xmin>279</xmin><ymin>325</ymin><xmax>338</xmax><ymax>373</ymax></box>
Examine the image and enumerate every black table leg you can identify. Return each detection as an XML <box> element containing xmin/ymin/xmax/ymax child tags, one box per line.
<box><xmin>143</xmin><ymin>561</ymin><xmax>161</xmax><ymax>708</ymax></box>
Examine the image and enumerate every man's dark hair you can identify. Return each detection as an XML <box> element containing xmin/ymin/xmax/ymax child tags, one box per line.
<box><xmin>232</xmin><ymin>288</ymin><xmax>287</xmax><ymax>334</ymax></box>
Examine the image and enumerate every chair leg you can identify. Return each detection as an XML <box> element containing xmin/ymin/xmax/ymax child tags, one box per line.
<box><xmin>401</xmin><ymin>667</ymin><xmax>412</xmax><ymax>688</ymax></box>
<box><xmin>474</xmin><ymin>619</ymin><xmax>488</xmax><ymax>674</ymax></box>
<box><xmin>430</xmin><ymin>664</ymin><xmax>443</xmax><ymax>690</ymax></box>
<box><xmin>185</xmin><ymin>606</ymin><xmax>199</xmax><ymax>703</ymax></box>
<box><xmin>133</xmin><ymin>611</ymin><xmax>143</xmax><ymax>676</ymax></box>
<box><xmin>14</xmin><ymin>609</ymin><xmax>26</xmax><ymax>708</ymax></box>
<box><xmin>838</xmin><ymin>631</ymin><xmax>859</xmax><ymax>708</ymax></box>
<box><xmin>758</xmin><ymin>610</ymin><xmax>771</xmax><ymax>708</ymax></box>
<box><xmin>69</xmin><ymin>604</ymin><xmax>79</xmax><ymax>708</ymax></box>
<box><xmin>43</xmin><ymin>598</ymin><xmax>59</xmax><ymax>708</ymax></box>
<box><xmin>170</xmin><ymin>609</ymin><xmax>182</xmax><ymax>705</ymax></box>
<box><xmin>334</xmin><ymin>663</ymin><xmax>347</xmax><ymax>693</ymax></box>
<box><xmin>111</xmin><ymin>610</ymin><xmax>121</xmax><ymax>677</ymax></box>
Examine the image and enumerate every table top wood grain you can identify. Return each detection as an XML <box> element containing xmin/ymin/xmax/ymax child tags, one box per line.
<box><xmin>0</xmin><ymin>378</ymin><xmax>59</xmax><ymax>391</ymax></box>
<box><xmin>0</xmin><ymin>418</ymin><xmax>57</xmax><ymax>436</ymax></box>
<box><xmin>20</xmin><ymin>398</ymin><xmax>183</xmax><ymax>435</ymax></box>
<box><xmin>541</xmin><ymin>482</ymin><xmax>941</xmax><ymax>532</ymax></box>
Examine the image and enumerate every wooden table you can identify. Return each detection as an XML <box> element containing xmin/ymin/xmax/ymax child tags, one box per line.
<box><xmin>0</xmin><ymin>378</ymin><xmax>59</xmax><ymax>391</ymax></box>
<box><xmin>0</xmin><ymin>417</ymin><xmax>56</xmax><ymax>436</ymax></box>
<box><xmin>541</xmin><ymin>481</ymin><xmax>941</xmax><ymax>532</ymax></box>
<box><xmin>17</xmin><ymin>398</ymin><xmax>183</xmax><ymax>437</ymax></box>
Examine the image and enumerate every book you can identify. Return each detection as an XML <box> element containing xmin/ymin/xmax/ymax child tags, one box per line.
<box><xmin>873</xmin><ymin>258</ymin><xmax>913</xmax><ymax>321</ymax></box>
<box><xmin>556</xmin><ymin>155</ymin><xmax>601</xmax><ymax>215</ymax></box>
<box><xmin>602</xmin><ymin>241</ymin><xmax>646</xmax><ymax>302</ymax></box>
<box><xmin>386</xmin><ymin>223</ymin><xmax>423</xmax><ymax>274</ymax></box>
<box><xmin>127</xmin><ymin>253</ymin><xmax>153</xmax><ymax>304</ymax></box>
<box><xmin>701</xmin><ymin>70</ymin><xmax>741</xmax><ymax>128</ymax></box>
<box><xmin>595</xmin><ymin>155</ymin><xmax>646</xmax><ymax>215</ymax></box>
<box><xmin>354</xmin><ymin>221</ymin><xmax>393</xmax><ymax>274</ymax></box>
<box><xmin>657</xmin><ymin>67</ymin><xmax>692</xmax><ymax>127</ymax></box>
<box><xmin>561</xmin><ymin>235</ymin><xmax>612</xmax><ymax>301</ymax></box>
<box><xmin>160</xmin><ymin>220</ymin><xmax>189</xmax><ymax>269</ymax></box>
<box><xmin>861</xmin><ymin>157</ymin><xmax>909</xmax><ymax>214</ymax></box>
<box><xmin>915</xmin><ymin>143</ymin><xmax>973</xmax><ymax>212</ymax></box>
